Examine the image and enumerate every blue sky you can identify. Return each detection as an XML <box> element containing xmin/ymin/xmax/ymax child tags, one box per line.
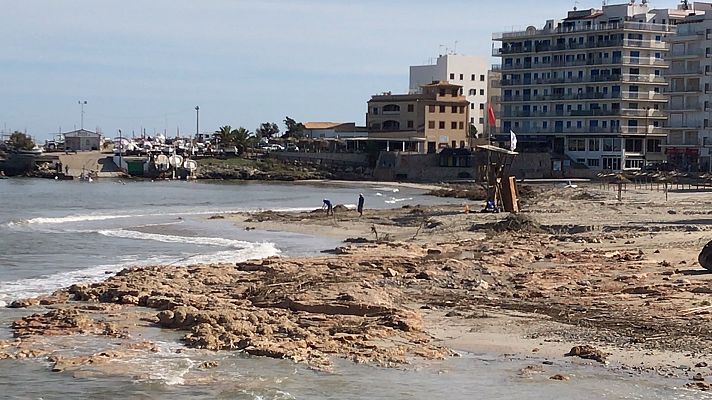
<box><xmin>1</xmin><ymin>0</ymin><xmax>681</xmax><ymax>140</ymax></box>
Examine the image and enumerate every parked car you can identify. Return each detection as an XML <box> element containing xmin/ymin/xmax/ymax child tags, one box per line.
<box><xmin>267</xmin><ymin>144</ymin><xmax>285</xmax><ymax>152</ymax></box>
<box><xmin>286</xmin><ymin>143</ymin><xmax>299</xmax><ymax>152</ymax></box>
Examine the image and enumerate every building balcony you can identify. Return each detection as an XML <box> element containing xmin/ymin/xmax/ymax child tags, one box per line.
<box><xmin>665</xmin><ymin>86</ymin><xmax>702</xmax><ymax>94</ymax></box>
<box><xmin>668</xmin><ymin>123</ymin><xmax>704</xmax><ymax>130</ymax></box>
<box><xmin>499</xmin><ymin>74</ymin><xmax>666</xmax><ymax>87</ymax></box>
<box><xmin>666</xmin><ymin>68</ymin><xmax>703</xmax><ymax>77</ymax></box>
<box><xmin>493</xmin><ymin>39</ymin><xmax>668</xmax><ymax>56</ymax></box>
<box><xmin>498</xmin><ymin>56</ymin><xmax>667</xmax><ymax>71</ymax></box>
<box><xmin>668</xmin><ymin>104</ymin><xmax>703</xmax><ymax>112</ymax></box>
<box><xmin>498</xmin><ymin>126</ymin><xmax>665</xmax><ymax>135</ymax></box>
<box><xmin>493</xmin><ymin>21</ymin><xmax>675</xmax><ymax>41</ymax></box>
<box><xmin>669</xmin><ymin>49</ymin><xmax>706</xmax><ymax>58</ymax></box>
<box><xmin>495</xmin><ymin>91</ymin><xmax>665</xmax><ymax>103</ymax></box>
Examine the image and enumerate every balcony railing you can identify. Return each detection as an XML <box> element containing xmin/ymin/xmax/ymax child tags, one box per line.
<box><xmin>493</xmin><ymin>21</ymin><xmax>675</xmax><ymax>40</ymax></box>
<box><xmin>497</xmin><ymin>57</ymin><xmax>668</xmax><ymax>71</ymax></box>
<box><xmin>499</xmin><ymin>74</ymin><xmax>666</xmax><ymax>87</ymax></box>
<box><xmin>493</xmin><ymin>39</ymin><xmax>668</xmax><ymax>56</ymax></box>
<box><xmin>500</xmin><ymin>108</ymin><xmax>666</xmax><ymax>119</ymax></box>
<box><xmin>668</xmin><ymin>123</ymin><xmax>704</xmax><ymax>129</ymax></box>
<box><xmin>665</xmin><ymin>86</ymin><xmax>702</xmax><ymax>93</ymax></box>
<box><xmin>497</xmin><ymin>126</ymin><xmax>666</xmax><ymax>135</ymax></box>
<box><xmin>495</xmin><ymin>91</ymin><xmax>665</xmax><ymax>103</ymax></box>
<box><xmin>666</xmin><ymin>68</ymin><xmax>703</xmax><ymax>76</ymax></box>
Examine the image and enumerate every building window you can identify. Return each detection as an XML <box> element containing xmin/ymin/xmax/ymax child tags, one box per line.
<box><xmin>479</xmin><ymin>89</ymin><xmax>485</xmax><ymax>95</ymax></box>
<box><xmin>459</xmin><ymin>74</ymin><xmax>464</xmax><ymax>80</ymax></box>
<box><xmin>372</xmin><ymin>107</ymin><xmax>379</xmax><ymax>115</ymax></box>
<box><xmin>480</xmin><ymin>103</ymin><xmax>485</xmax><ymax>110</ymax></box>
<box><xmin>439</xmin><ymin>105</ymin><xmax>446</xmax><ymax>113</ymax></box>
<box><xmin>458</xmin><ymin>122</ymin><xmax>464</xmax><ymax>129</ymax></box>
<box><xmin>439</xmin><ymin>121</ymin><xmax>445</xmax><ymax>129</ymax></box>
<box><xmin>429</xmin><ymin>105</ymin><xmax>435</xmax><ymax>113</ymax></box>
<box><xmin>407</xmin><ymin>120</ymin><xmax>414</xmax><ymax>129</ymax></box>
<box><xmin>587</xmin><ymin>159</ymin><xmax>600</xmax><ymax>167</ymax></box>
<box><xmin>382</xmin><ymin>120</ymin><xmax>400</xmax><ymax>131</ymax></box>
<box><xmin>625</xmin><ymin>138</ymin><xmax>643</xmax><ymax>152</ymax></box>
<box><xmin>469</xmin><ymin>89</ymin><xmax>476</xmax><ymax>96</ymax></box>
<box><xmin>451</xmin><ymin>122</ymin><xmax>457</xmax><ymax>129</ymax></box>
<box><xmin>428</xmin><ymin>121</ymin><xmax>435</xmax><ymax>129</ymax></box>
<box><xmin>452</xmin><ymin>106</ymin><xmax>458</xmax><ymax>113</ymax></box>
<box><xmin>471</xmin><ymin>103</ymin><xmax>475</xmax><ymax>109</ymax></box>
<box><xmin>382</xmin><ymin>104</ymin><xmax>400</xmax><ymax>113</ymax></box>
<box><xmin>602</xmin><ymin>157</ymin><xmax>621</xmax><ymax>170</ymax></box>
<box><xmin>471</xmin><ymin>74</ymin><xmax>476</xmax><ymax>81</ymax></box>
<box><xmin>647</xmin><ymin>138</ymin><xmax>662</xmax><ymax>153</ymax></box>
<box><xmin>479</xmin><ymin>117</ymin><xmax>485</xmax><ymax>124</ymax></box>
<box><xmin>460</xmin><ymin>140</ymin><xmax>465</xmax><ymax>148</ymax></box>
<box><xmin>371</xmin><ymin>123</ymin><xmax>381</xmax><ymax>130</ymax></box>
<box><xmin>588</xmin><ymin>138</ymin><xmax>600</xmax><ymax>152</ymax></box>
<box><xmin>439</xmin><ymin>89</ymin><xmax>446</xmax><ymax>96</ymax></box>
<box><xmin>480</xmin><ymin>74</ymin><xmax>485</xmax><ymax>81</ymax></box>
<box><xmin>471</xmin><ymin>118</ymin><xmax>475</xmax><ymax>123</ymax></box>
<box><xmin>568</xmin><ymin>138</ymin><xmax>586</xmax><ymax>152</ymax></box>
<box><xmin>407</xmin><ymin>104</ymin><xmax>414</xmax><ymax>112</ymax></box>
<box><xmin>450</xmin><ymin>73</ymin><xmax>455</xmax><ymax>80</ymax></box>
<box><xmin>452</xmin><ymin>89</ymin><xmax>459</xmax><ymax>96</ymax></box>
<box><xmin>460</xmin><ymin>106</ymin><xmax>465</xmax><ymax>114</ymax></box>
<box><xmin>451</xmin><ymin>140</ymin><xmax>457</xmax><ymax>148</ymax></box>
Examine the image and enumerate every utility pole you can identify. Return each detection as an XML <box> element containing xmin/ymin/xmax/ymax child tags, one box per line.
<box><xmin>78</xmin><ymin>100</ymin><xmax>87</xmax><ymax>130</ymax></box>
<box><xmin>195</xmin><ymin>106</ymin><xmax>200</xmax><ymax>138</ymax></box>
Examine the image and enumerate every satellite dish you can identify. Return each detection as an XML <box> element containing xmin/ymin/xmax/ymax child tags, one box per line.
<box><xmin>168</xmin><ymin>154</ymin><xmax>183</xmax><ymax>167</ymax></box>
<box><xmin>183</xmin><ymin>159</ymin><xmax>198</xmax><ymax>171</ymax></box>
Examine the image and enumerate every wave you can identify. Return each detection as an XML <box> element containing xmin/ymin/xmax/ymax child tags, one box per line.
<box><xmin>0</xmin><ymin>242</ymin><xmax>280</xmax><ymax>306</ymax></box>
<box><xmin>19</xmin><ymin>214</ymin><xmax>134</xmax><ymax>225</ymax></box>
<box><xmin>8</xmin><ymin>207</ymin><xmax>318</xmax><ymax>227</ymax></box>
<box><xmin>97</xmin><ymin>229</ymin><xmax>255</xmax><ymax>248</ymax></box>
<box><xmin>385</xmin><ymin>197</ymin><xmax>413</xmax><ymax>204</ymax></box>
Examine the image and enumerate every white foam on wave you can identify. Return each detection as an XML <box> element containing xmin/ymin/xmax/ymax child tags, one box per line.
<box><xmin>0</xmin><ymin>241</ymin><xmax>280</xmax><ymax>305</ymax></box>
<box><xmin>97</xmin><ymin>229</ymin><xmax>255</xmax><ymax>248</ymax></box>
<box><xmin>20</xmin><ymin>214</ymin><xmax>134</xmax><ymax>225</ymax></box>
<box><xmin>8</xmin><ymin>206</ymin><xmax>318</xmax><ymax>228</ymax></box>
<box><xmin>385</xmin><ymin>197</ymin><xmax>413</xmax><ymax>204</ymax></box>
<box><xmin>120</xmin><ymin>341</ymin><xmax>196</xmax><ymax>386</ymax></box>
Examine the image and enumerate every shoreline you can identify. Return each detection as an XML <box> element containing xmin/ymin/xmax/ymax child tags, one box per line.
<box><xmin>1</xmin><ymin>183</ymin><xmax>711</xmax><ymax>391</ymax></box>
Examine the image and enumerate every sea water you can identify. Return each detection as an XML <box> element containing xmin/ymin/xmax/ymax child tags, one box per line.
<box><xmin>0</xmin><ymin>179</ymin><xmax>709</xmax><ymax>399</ymax></box>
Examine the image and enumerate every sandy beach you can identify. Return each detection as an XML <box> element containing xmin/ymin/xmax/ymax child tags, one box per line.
<box><xmin>2</xmin><ymin>182</ymin><xmax>711</xmax><ymax>392</ymax></box>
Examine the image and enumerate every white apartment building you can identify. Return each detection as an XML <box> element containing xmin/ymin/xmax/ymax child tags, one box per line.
<box><xmin>666</xmin><ymin>2</ymin><xmax>712</xmax><ymax>171</ymax></box>
<box><xmin>410</xmin><ymin>54</ymin><xmax>490</xmax><ymax>136</ymax></box>
<box><xmin>493</xmin><ymin>1</ymin><xmax>691</xmax><ymax>171</ymax></box>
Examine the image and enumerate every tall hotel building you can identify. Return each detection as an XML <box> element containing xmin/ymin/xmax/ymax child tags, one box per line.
<box><xmin>492</xmin><ymin>2</ymin><xmax>691</xmax><ymax>171</ymax></box>
<box><xmin>666</xmin><ymin>2</ymin><xmax>712</xmax><ymax>171</ymax></box>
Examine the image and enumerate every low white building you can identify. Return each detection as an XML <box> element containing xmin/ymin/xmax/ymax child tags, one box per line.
<box><xmin>410</xmin><ymin>54</ymin><xmax>490</xmax><ymax>135</ymax></box>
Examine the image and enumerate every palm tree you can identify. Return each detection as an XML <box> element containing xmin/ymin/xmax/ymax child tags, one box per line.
<box><xmin>214</xmin><ymin>125</ymin><xmax>254</xmax><ymax>154</ymax></box>
<box><xmin>214</xmin><ymin>125</ymin><xmax>234</xmax><ymax>145</ymax></box>
<box><xmin>232</xmin><ymin>127</ymin><xmax>254</xmax><ymax>153</ymax></box>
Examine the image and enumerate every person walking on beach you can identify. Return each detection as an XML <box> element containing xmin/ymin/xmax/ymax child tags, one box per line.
<box><xmin>357</xmin><ymin>193</ymin><xmax>365</xmax><ymax>217</ymax></box>
<box><xmin>322</xmin><ymin>199</ymin><xmax>333</xmax><ymax>216</ymax></box>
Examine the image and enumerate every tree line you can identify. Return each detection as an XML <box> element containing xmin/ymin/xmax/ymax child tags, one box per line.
<box><xmin>213</xmin><ymin>117</ymin><xmax>306</xmax><ymax>151</ymax></box>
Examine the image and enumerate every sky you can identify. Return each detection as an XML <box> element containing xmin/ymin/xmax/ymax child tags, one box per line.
<box><xmin>1</xmin><ymin>0</ymin><xmax>684</xmax><ymax>141</ymax></box>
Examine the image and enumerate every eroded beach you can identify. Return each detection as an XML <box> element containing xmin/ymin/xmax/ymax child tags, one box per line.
<box><xmin>1</xmin><ymin>182</ymin><xmax>711</xmax><ymax>398</ymax></box>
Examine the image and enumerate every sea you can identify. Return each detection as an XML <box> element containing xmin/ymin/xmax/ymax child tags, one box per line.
<box><xmin>0</xmin><ymin>178</ymin><xmax>708</xmax><ymax>400</ymax></box>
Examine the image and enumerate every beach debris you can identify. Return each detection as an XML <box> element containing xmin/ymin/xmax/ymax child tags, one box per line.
<box><xmin>549</xmin><ymin>374</ymin><xmax>570</xmax><ymax>381</ymax></box>
<box><xmin>564</xmin><ymin>345</ymin><xmax>608</xmax><ymax>363</ymax></box>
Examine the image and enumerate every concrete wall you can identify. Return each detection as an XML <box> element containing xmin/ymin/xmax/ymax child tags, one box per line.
<box><xmin>271</xmin><ymin>152</ymin><xmax>369</xmax><ymax>167</ymax></box>
<box><xmin>373</xmin><ymin>152</ymin><xmax>475</xmax><ymax>182</ymax></box>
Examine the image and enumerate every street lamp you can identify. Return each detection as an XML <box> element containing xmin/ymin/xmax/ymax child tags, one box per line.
<box><xmin>78</xmin><ymin>100</ymin><xmax>87</xmax><ymax>130</ymax></box>
<box><xmin>195</xmin><ymin>106</ymin><xmax>200</xmax><ymax>138</ymax></box>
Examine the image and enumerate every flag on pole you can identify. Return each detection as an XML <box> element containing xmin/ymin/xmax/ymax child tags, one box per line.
<box><xmin>487</xmin><ymin>103</ymin><xmax>496</xmax><ymax>127</ymax></box>
<box><xmin>510</xmin><ymin>130</ymin><xmax>518</xmax><ymax>151</ymax></box>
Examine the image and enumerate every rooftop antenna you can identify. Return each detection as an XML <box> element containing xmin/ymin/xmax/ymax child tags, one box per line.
<box><xmin>453</xmin><ymin>40</ymin><xmax>458</xmax><ymax>55</ymax></box>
